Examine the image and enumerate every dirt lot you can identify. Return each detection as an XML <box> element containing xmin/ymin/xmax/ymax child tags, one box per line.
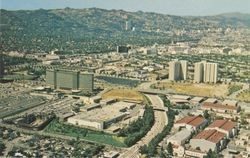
<box><xmin>102</xmin><ymin>88</ymin><xmax>145</xmax><ymax>102</ymax></box>
<box><xmin>152</xmin><ymin>82</ymin><xmax>229</xmax><ymax>97</ymax></box>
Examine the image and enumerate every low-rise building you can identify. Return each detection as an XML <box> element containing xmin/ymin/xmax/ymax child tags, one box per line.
<box><xmin>201</xmin><ymin>102</ymin><xmax>240</xmax><ymax>114</ymax></box>
<box><xmin>80</xmin><ymin>103</ymin><xmax>101</xmax><ymax>112</ymax></box>
<box><xmin>167</xmin><ymin>129</ymin><xmax>192</xmax><ymax>146</ymax></box>
<box><xmin>104</xmin><ymin>151</ymin><xmax>119</xmax><ymax>158</ymax></box>
<box><xmin>203</xmin><ymin>98</ymin><xmax>217</xmax><ymax>104</ymax></box>
<box><xmin>228</xmin><ymin>130</ymin><xmax>250</xmax><ymax>154</ymax></box>
<box><xmin>174</xmin><ymin>115</ymin><xmax>207</xmax><ymax>131</ymax></box>
<box><xmin>185</xmin><ymin>149</ymin><xmax>207</xmax><ymax>158</ymax></box>
<box><xmin>67</xmin><ymin>101</ymin><xmax>136</xmax><ymax>129</ymax></box>
<box><xmin>190</xmin><ymin>129</ymin><xmax>226</xmax><ymax>152</ymax></box>
<box><xmin>190</xmin><ymin>97</ymin><xmax>204</xmax><ymax>105</ymax></box>
<box><xmin>206</xmin><ymin>119</ymin><xmax>237</xmax><ymax>138</ymax></box>
<box><xmin>100</xmin><ymin>98</ymin><xmax>117</xmax><ymax>105</ymax></box>
<box><xmin>169</xmin><ymin>95</ymin><xmax>191</xmax><ymax>105</ymax></box>
<box><xmin>222</xmin><ymin>100</ymin><xmax>238</xmax><ymax>107</ymax></box>
<box><xmin>172</xmin><ymin>145</ymin><xmax>185</xmax><ymax>157</ymax></box>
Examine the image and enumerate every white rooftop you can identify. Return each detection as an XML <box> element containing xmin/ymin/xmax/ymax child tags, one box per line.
<box><xmin>69</xmin><ymin>101</ymin><xmax>135</xmax><ymax>123</ymax></box>
<box><xmin>204</xmin><ymin>98</ymin><xmax>217</xmax><ymax>103</ymax></box>
<box><xmin>171</xmin><ymin>95</ymin><xmax>191</xmax><ymax>100</ymax></box>
<box><xmin>222</xmin><ymin>100</ymin><xmax>238</xmax><ymax>106</ymax></box>
<box><xmin>190</xmin><ymin>97</ymin><xmax>204</xmax><ymax>102</ymax></box>
<box><xmin>168</xmin><ymin>129</ymin><xmax>192</xmax><ymax>142</ymax></box>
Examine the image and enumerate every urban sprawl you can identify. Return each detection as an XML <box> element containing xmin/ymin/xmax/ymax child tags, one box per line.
<box><xmin>0</xmin><ymin>19</ymin><xmax>250</xmax><ymax>158</ymax></box>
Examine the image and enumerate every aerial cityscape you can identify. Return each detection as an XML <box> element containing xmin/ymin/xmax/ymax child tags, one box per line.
<box><xmin>0</xmin><ymin>0</ymin><xmax>250</xmax><ymax>158</ymax></box>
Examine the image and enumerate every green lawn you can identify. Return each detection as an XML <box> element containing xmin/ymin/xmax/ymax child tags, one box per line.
<box><xmin>85</xmin><ymin>132</ymin><xmax>125</xmax><ymax>147</ymax></box>
<box><xmin>228</xmin><ymin>84</ymin><xmax>243</xmax><ymax>95</ymax></box>
<box><xmin>45</xmin><ymin>120</ymin><xmax>126</xmax><ymax>147</ymax></box>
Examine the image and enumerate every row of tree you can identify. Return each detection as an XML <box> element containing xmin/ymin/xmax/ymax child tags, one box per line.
<box><xmin>139</xmin><ymin>108</ymin><xmax>176</xmax><ymax>156</ymax></box>
<box><xmin>118</xmin><ymin>105</ymin><xmax>154</xmax><ymax>147</ymax></box>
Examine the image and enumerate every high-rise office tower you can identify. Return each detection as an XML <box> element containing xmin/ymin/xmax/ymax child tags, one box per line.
<box><xmin>194</xmin><ymin>61</ymin><xmax>218</xmax><ymax>83</ymax></box>
<box><xmin>169</xmin><ymin>61</ymin><xmax>180</xmax><ymax>81</ymax></box>
<box><xmin>169</xmin><ymin>60</ymin><xmax>188</xmax><ymax>81</ymax></box>
<box><xmin>180</xmin><ymin>60</ymin><xmax>188</xmax><ymax>80</ymax></box>
<box><xmin>194</xmin><ymin>62</ymin><xmax>204</xmax><ymax>83</ymax></box>
<box><xmin>204</xmin><ymin>62</ymin><xmax>218</xmax><ymax>83</ymax></box>
<box><xmin>46</xmin><ymin>69</ymin><xmax>94</xmax><ymax>92</ymax></box>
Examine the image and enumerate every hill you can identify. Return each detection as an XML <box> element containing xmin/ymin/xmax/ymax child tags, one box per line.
<box><xmin>1</xmin><ymin>8</ymin><xmax>249</xmax><ymax>53</ymax></box>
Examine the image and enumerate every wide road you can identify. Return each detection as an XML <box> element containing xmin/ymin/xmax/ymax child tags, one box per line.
<box><xmin>119</xmin><ymin>94</ymin><xmax>168</xmax><ymax>158</ymax></box>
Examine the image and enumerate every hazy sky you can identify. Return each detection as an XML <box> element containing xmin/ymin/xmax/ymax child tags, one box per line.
<box><xmin>1</xmin><ymin>0</ymin><xmax>250</xmax><ymax>16</ymax></box>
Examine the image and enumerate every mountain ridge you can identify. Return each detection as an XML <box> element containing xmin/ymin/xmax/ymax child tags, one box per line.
<box><xmin>1</xmin><ymin>7</ymin><xmax>250</xmax><ymax>17</ymax></box>
<box><xmin>1</xmin><ymin>8</ymin><xmax>250</xmax><ymax>53</ymax></box>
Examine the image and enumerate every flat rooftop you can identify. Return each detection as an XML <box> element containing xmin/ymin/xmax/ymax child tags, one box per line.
<box><xmin>202</xmin><ymin>102</ymin><xmax>238</xmax><ymax>111</ymax></box>
<box><xmin>168</xmin><ymin>129</ymin><xmax>191</xmax><ymax>142</ymax></box>
<box><xmin>222</xmin><ymin>100</ymin><xmax>238</xmax><ymax>106</ymax></box>
<box><xmin>69</xmin><ymin>101</ymin><xmax>135</xmax><ymax>123</ymax></box>
<box><xmin>204</xmin><ymin>98</ymin><xmax>217</xmax><ymax>103</ymax></box>
<box><xmin>190</xmin><ymin>97</ymin><xmax>204</xmax><ymax>103</ymax></box>
<box><xmin>171</xmin><ymin>95</ymin><xmax>191</xmax><ymax>100</ymax></box>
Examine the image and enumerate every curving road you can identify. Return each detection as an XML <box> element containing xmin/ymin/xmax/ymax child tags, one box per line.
<box><xmin>119</xmin><ymin>94</ymin><xmax>167</xmax><ymax>158</ymax></box>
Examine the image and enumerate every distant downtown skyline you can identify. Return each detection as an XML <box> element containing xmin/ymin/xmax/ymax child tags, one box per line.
<box><xmin>1</xmin><ymin>0</ymin><xmax>250</xmax><ymax>16</ymax></box>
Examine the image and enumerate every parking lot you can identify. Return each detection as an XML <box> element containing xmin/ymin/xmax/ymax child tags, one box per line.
<box><xmin>0</xmin><ymin>93</ymin><xmax>46</xmax><ymax>118</ymax></box>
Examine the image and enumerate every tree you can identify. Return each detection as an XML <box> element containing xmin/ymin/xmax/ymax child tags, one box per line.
<box><xmin>76</xmin><ymin>135</ymin><xmax>80</xmax><ymax>142</ymax></box>
<box><xmin>0</xmin><ymin>129</ymin><xmax>3</xmax><ymax>138</ymax></box>
<box><xmin>203</xmin><ymin>110</ymin><xmax>210</xmax><ymax>119</ymax></box>
<box><xmin>72</xmin><ymin>106</ymin><xmax>80</xmax><ymax>113</ymax></box>
<box><xmin>204</xmin><ymin>149</ymin><xmax>219</xmax><ymax>158</ymax></box>
<box><xmin>16</xmin><ymin>131</ymin><xmax>21</xmax><ymax>137</ymax></box>
<box><xmin>159</xmin><ymin>151</ymin><xmax>167</xmax><ymax>158</ymax></box>
<box><xmin>67</xmin><ymin>139</ymin><xmax>76</xmax><ymax>146</ymax></box>
<box><xmin>167</xmin><ymin>142</ymin><xmax>173</xmax><ymax>156</ymax></box>
<box><xmin>139</xmin><ymin>145</ymin><xmax>148</xmax><ymax>154</ymax></box>
<box><xmin>8</xmin><ymin>132</ymin><xmax>16</xmax><ymax>141</ymax></box>
<box><xmin>121</xmin><ymin>106</ymin><xmax>154</xmax><ymax>147</ymax></box>
<box><xmin>0</xmin><ymin>141</ymin><xmax>6</xmax><ymax>155</ymax></box>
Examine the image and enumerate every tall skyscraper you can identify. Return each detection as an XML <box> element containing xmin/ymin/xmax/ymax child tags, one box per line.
<box><xmin>180</xmin><ymin>60</ymin><xmax>188</xmax><ymax>80</ymax></box>
<box><xmin>169</xmin><ymin>61</ymin><xmax>180</xmax><ymax>81</ymax></box>
<box><xmin>194</xmin><ymin>62</ymin><xmax>204</xmax><ymax>83</ymax></box>
<box><xmin>204</xmin><ymin>62</ymin><xmax>218</xmax><ymax>83</ymax></box>
<box><xmin>169</xmin><ymin>60</ymin><xmax>188</xmax><ymax>81</ymax></box>
<box><xmin>194</xmin><ymin>61</ymin><xmax>218</xmax><ymax>83</ymax></box>
<box><xmin>46</xmin><ymin>69</ymin><xmax>94</xmax><ymax>92</ymax></box>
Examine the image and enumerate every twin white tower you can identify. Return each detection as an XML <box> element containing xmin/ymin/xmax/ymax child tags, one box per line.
<box><xmin>194</xmin><ymin>61</ymin><xmax>218</xmax><ymax>83</ymax></box>
<box><xmin>169</xmin><ymin>60</ymin><xmax>218</xmax><ymax>83</ymax></box>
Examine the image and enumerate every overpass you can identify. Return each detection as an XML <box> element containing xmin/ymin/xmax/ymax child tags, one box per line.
<box><xmin>137</xmin><ymin>89</ymin><xmax>174</xmax><ymax>95</ymax></box>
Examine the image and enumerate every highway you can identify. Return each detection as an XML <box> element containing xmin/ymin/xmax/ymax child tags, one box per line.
<box><xmin>119</xmin><ymin>94</ymin><xmax>168</xmax><ymax>158</ymax></box>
